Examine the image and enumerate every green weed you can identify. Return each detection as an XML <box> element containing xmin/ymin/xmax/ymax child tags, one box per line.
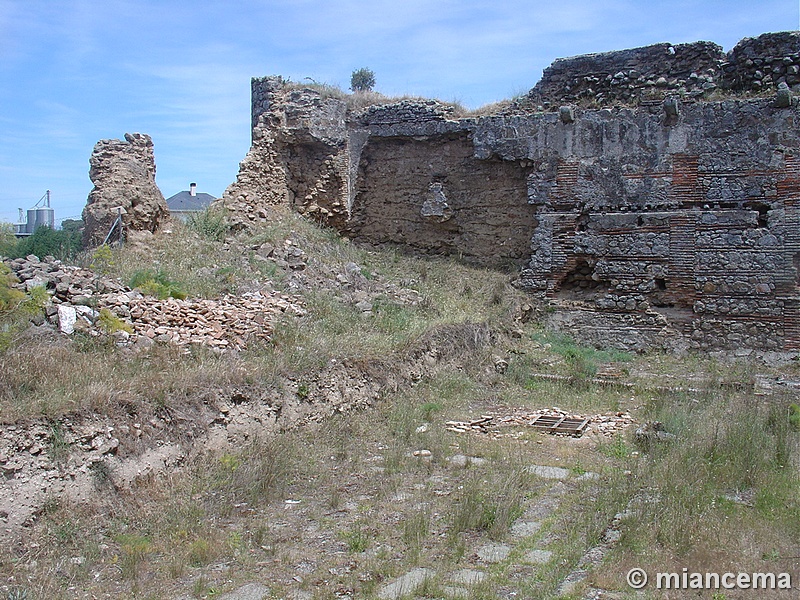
<box><xmin>129</xmin><ymin>268</ymin><xmax>187</xmax><ymax>300</ymax></box>
<box><xmin>97</xmin><ymin>307</ymin><xmax>133</xmax><ymax>334</ymax></box>
<box><xmin>601</xmin><ymin>434</ymin><xmax>631</xmax><ymax>460</ymax></box>
<box><xmin>788</xmin><ymin>403</ymin><xmax>800</xmax><ymax>431</ymax></box>
<box><xmin>449</xmin><ymin>467</ymin><xmax>530</xmax><ymax>540</ymax></box>
<box><xmin>90</xmin><ymin>244</ymin><xmax>114</xmax><ymax>274</ymax></box>
<box><xmin>115</xmin><ymin>533</ymin><xmax>152</xmax><ymax>579</ymax></box>
<box><xmin>342</xmin><ymin>524</ymin><xmax>369</xmax><ymax>553</ymax></box>
<box><xmin>187</xmin><ymin>538</ymin><xmax>215</xmax><ymax>566</ymax></box>
<box><xmin>420</xmin><ymin>401</ymin><xmax>442</xmax><ymax>422</ymax></box>
<box><xmin>186</xmin><ymin>206</ymin><xmax>230</xmax><ymax>241</ymax></box>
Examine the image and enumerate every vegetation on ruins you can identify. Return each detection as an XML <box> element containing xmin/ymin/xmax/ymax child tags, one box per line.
<box><xmin>350</xmin><ymin>67</ymin><xmax>376</xmax><ymax>92</ymax></box>
<box><xmin>186</xmin><ymin>205</ymin><xmax>230</xmax><ymax>241</ymax></box>
<box><xmin>3</xmin><ymin>30</ymin><xmax>800</xmax><ymax>600</ymax></box>
<box><xmin>0</xmin><ymin>207</ymin><xmax>798</xmax><ymax>599</ymax></box>
<box><xmin>129</xmin><ymin>267</ymin><xmax>187</xmax><ymax>300</ymax></box>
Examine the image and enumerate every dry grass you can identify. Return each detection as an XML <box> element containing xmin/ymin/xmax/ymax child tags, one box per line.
<box><xmin>2</xmin><ymin>209</ymin><xmax>800</xmax><ymax>598</ymax></box>
<box><xmin>282</xmin><ymin>80</ymin><xmax>480</xmax><ymax>117</ymax></box>
<box><xmin>0</xmin><ymin>334</ymin><xmax>254</xmax><ymax>422</ymax></box>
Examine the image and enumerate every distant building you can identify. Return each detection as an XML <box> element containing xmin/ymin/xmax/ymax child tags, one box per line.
<box><xmin>166</xmin><ymin>183</ymin><xmax>216</xmax><ymax>221</ymax></box>
<box><xmin>14</xmin><ymin>191</ymin><xmax>55</xmax><ymax>237</ymax></box>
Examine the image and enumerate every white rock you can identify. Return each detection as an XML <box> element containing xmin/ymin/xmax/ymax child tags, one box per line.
<box><xmin>57</xmin><ymin>305</ymin><xmax>77</xmax><ymax>334</ymax></box>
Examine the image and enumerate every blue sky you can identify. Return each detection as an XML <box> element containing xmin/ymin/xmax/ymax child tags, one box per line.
<box><xmin>0</xmin><ymin>0</ymin><xmax>797</xmax><ymax>226</ymax></box>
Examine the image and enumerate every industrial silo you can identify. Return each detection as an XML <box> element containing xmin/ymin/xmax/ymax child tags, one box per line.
<box><xmin>36</xmin><ymin>207</ymin><xmax>54</xmax><ymax>230</ymax></box>
<box><xmin>13</xmin><ymin>209</ymin><xmax>27</xmax><ymax>236</ymax></box>
<box><xmin>26</xmin><ymin>209</ymin><xmax>37</xmax><ymax>234</ymax></box>
<box><xmin>25</xmin><ymin>190</ymin><xmax>54</xmax><ymax>233</ymax></box>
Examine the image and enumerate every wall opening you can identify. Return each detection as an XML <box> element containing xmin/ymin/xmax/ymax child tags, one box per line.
<box><xmin>745</xmin><ymin>201</ymin><xmax>770</xmax><ymax>228</ymax></box>
<box><xmin>558</xmin><ymin>258</ymin><xmax>603</xmax><ymax>292</ymax></box>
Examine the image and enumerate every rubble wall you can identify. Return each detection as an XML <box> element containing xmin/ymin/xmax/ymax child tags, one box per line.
<box><xmin>723</xmin><ymin>31</ymin><xmax>800</xmax><ymax>92</ymax></box>
<box><xmin>82</xmin><ymin>133</ymin><xmax>168</xmax><ymax>248</ymax></box>
<box><xmin>224</xmin><ymin>32</ymin><xmax>800</xmax><ymax>353</ymax></box>
<box><xmin>527</xmin><ymin>41</ymin><xmax>724</xmax><ymax>108</ymax></box>
<box><xmin>523</xmin><ymin>31</ymin><xmax>800</xmax><ymax>109</ymax></box>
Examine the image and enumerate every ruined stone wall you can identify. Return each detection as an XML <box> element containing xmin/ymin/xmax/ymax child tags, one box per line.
<box><xmin>723</xmin><ymin>31</ymin><xmax>800</xmax><ymax>92</ymax></box>
<box><xmin>527</xmin><ymin>41</ymin><xmax>724</xmax><ymax>108</ymax></box>
<box><xmin>82</xmin><ymin>133</ymin><xmax>168</xmax><ymax>248</ymax></box>
<box><xmin>523</xmin><ymin>32</ymin><xmax>800</xmax><ymax>110</ymax></box>
<box><xmin>348</xmin><ymin>133</ymin><xmax>536</xmax><ymax>265</ymax></box>
<box><xmin>224</xmin><ymin>32</ymin><xmax>800</xmax><ymax>353</ymax></box>
<box><xmin>222</xmin><ymin>78</ymin><xmax>351</xmax><ymax>230</ymax></box>
<box><xmin>473</xmin><ymin>99</ymin><xmax>800</xmax><ymax>352</ymax></box>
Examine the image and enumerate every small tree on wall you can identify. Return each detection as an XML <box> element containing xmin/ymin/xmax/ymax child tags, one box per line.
<box><xmin>350</xmin><ymin>68</ymin><xmax>376</xmax><ymax>92</ymax></box>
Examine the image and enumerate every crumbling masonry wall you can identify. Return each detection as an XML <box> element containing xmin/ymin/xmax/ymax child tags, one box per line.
<box><xmin>222</xmin><ymin>77</ymin><xmax>351</xmax><ymax>230</ymax></box>
<box><xmin>82</xmin><ymin>133</ymin><xmax>169</xmax><ymax>248</ymax></box>
<box><xmin>221</xmin><ymin>32</ymin><xmax>800</xmax><ymax>353</ymax></box>
<box><xmin>523</xmin><ymin>31</ymin><xmax>800</xmax><ymax>109</ymax></box>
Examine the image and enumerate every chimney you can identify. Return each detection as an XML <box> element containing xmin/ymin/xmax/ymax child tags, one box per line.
<box><xmin>190</xmin><ymin>182</ymin><xmax>197</xmax><ymax>197</ymax></box>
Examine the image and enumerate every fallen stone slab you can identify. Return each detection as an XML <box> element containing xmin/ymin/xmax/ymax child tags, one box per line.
<box><xmin>217</xmin><ymin>583</ymin><xmax>270</xmax><ymax>600</ymax></box>
<box><xmin>527</xmin><ymin>465</ymin><xmax>571</xmax><ymax>480</ymax></box>
<box><xmin>510</xmin><ymin>520</ymin><xmax>542</xmax><ymax>538</ymax></box>
<box><xmin>557</xmin><ymin>569</ymin><xmax>587</xmax><ymax>597</ymax></box>
<box><xmin>524</xmin><ymin>549</ymin><xmax>553</xmax><ymax>564</ymax></box>
<box><xmin>447</xmin><ymin>454</ymin><xmax>487</xmax><ymax>467</ymax></box>
<box><xmin>57</xmin><ymin>305</ymin><xmax>77</xmax><ymax>334</ymax></box>
<box><xmin>476</xmin><ymin>542</ymin><xmax>511</xmax><ymax>563</ymax></box>
<box><xmin>450</xmin><ymin>569</ymin><xmax>485</xmax><ymax>585</ymax></box>
<box><xmin>523</xmin><ymin>481</ymin><xmax>569</xmax><ymax>520</ymax></box>
<box><xmin>378</xmin><ymin>568</ymin><xmax>434</xmax><ymax>600</ymax></box>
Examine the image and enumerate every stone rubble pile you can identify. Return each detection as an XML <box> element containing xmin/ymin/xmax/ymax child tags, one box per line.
<box><xmin>446</xmin><ymin>408</ymin><xmax>635</xmax><ymax>438</ymax></box>
<box><xmin>247</xmin><ymin>234</ymin><xmax>423</xmax><ymax>313</ymax></box>
<box><xmin>4</xmin><ymin>254</ymin><xmax>304</xmax><ymax>351</ymax></box>
<box><xmin>109</xmin><ymin>292</ymin><xmax>303</xmax><ymax>350</ymax></box>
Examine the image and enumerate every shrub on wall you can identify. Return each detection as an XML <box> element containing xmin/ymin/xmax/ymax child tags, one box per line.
<box><xmin>350</xmin><ymin>68</ymin><xmax>376</xmax><ymax>92</ymax></box>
